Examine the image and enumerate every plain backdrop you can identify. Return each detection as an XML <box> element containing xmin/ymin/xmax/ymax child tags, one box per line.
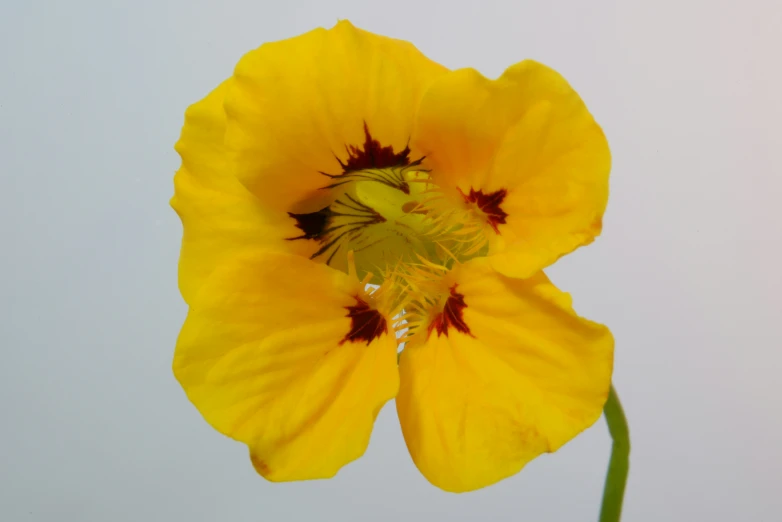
<box><xmin>1</xmin><ymin>1</ymin><xmax>780</xmax><ymax>521</ymax></box>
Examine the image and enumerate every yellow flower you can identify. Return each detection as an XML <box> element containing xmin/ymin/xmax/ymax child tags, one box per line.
<box><xmin>171</xmin><ymin>20</ymin><xmax>613</xmax><ymax>493</ymax></box>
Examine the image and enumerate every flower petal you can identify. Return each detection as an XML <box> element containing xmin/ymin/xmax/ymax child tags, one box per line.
<box><xmin>172</xmin><ymin>80</ymin><xmax>309</xmax><ymax>304</ymax></box>
<box><xmin>396</xmin><ymin>259</ymin><xmax>613</xmax><ymax>492</ymax></box>
<box><xmin>174</xmin><ymin>251</ymin><xmax>399</xmax><ymax>481</ymax></box>
<box><xmin>225</xmin><ymin>20</ymin><xmax>448</xmax><ymax>214</ymax></box>
<box><xmin>413</xmin><ymin>61</ymin><xmax>610</xmax><ymax>277</ymax></box>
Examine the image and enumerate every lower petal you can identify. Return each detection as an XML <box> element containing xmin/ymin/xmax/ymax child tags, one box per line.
<box><xmin>396</xmin><ymin>259</ymin><xmax>613</xmax><ymax>492</ymax></box>
<box><xmin>174</xmin><ymin>252</ymin><xmax>399</xmax><ymax>481</ymax></box>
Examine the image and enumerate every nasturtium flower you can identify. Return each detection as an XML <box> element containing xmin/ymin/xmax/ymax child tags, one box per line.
<box><xmin>172</xmin><ymin>20</ymin><xmax>613</xmax><ymax>493</ymax></box>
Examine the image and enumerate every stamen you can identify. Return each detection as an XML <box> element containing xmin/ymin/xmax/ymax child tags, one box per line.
<box><xmin>347</xmin><ymin>250</ymin><xmax>358</xmax><ymax>281</ymax></box>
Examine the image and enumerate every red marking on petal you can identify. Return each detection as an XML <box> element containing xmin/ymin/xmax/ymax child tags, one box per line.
<box><xmin>287</xmin><ymin>207</ymin><xmax>333</xmax><ymax>240</ymax></box>
<box><xmin>459</xmin><ymin>187</ymin><xmax>509</xmax><ymax>234</ymax></box>
<box><xmin>340</xmin><ymin>296</ymin><xmax>388</xmax><ymax>345</ymax></box>
<box><xmin>428</xmin><ymin>285</ymin><xmax>473</xmax><ymax>338</ymax></box>
<box><xmin>250</xmin><ymin>454</ymin><xmax>271</xmax><ymax>476</ymax></box>
<box><xmin>339</xmin><ymin>122</ymin><xmax>411</xmax><ymax>174</ymax></box>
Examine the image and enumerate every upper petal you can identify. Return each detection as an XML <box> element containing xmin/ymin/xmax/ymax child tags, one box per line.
<box><xmin>174</xmin><ymin>251</ymin><xmax>399</xmax><ymax>481</ymax></box>
<box><xmin>396</xmin><ymin>259</ymin><xmax>613</xmax><ymax>492</ymax></box>
<box><xmin>413</xmin><ymin>61</ymin><xmax>611</xmax><ymax>277</ymax></box>
<box><xmin>225</xmin><ymin>20</ymin><xmax>448</xmax><ymax>214</ymax></box>
<box><xmin>172</xmin><ymin>80</ymin><xmax>309</xmax><ymax>304</ymax></box>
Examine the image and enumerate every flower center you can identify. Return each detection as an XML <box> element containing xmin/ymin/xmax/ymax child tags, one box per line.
<box><xmin>289</xmin><ymin>167</ymin><xmax>488</xmax><ymax>280</ymax></box>
<box><xmin>284</xmin><ymin>125</ymin><xmax>500</xmax><ymax>341</ymax></box>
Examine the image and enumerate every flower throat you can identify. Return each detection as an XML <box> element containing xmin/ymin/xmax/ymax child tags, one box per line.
<box><xmin>284</xmin><ymin>124</ymin><xmax>499</xmax><ymax>284</ymax></box>
<box><xmin>288</xmin><ymin>165</ymin><xmax>489</xmax><ymax>281</ymax></box>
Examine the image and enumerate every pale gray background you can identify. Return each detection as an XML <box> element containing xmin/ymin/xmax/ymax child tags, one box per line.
<box><xmin>1</xmin><ymin>0</ymin><xmax>780</xmax><ymax>521</ymax></box>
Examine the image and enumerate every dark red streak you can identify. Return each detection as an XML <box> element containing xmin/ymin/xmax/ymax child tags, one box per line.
<box><xmin>428</xmin><ymin>285</ymin><xmax>473</xmax><ymax>338</ymax></box>
<box><xmin>459</xmin><ymin>187</ymin><xmax>509</xmax><ymax>234</ymax></box>
<box><xmin>338</xmin><ymin>122</ymin><xmax>411</xmax><ymax>173</ymax></box>
<box><xmin>340</xmin><ymin>296</ymin><xmax>388</xmax><ymax>345</ymax></box>
<box><xmin>287</xmin><ymin>207</ymin><xmax>333</xmax><ymax>240</ymax></box>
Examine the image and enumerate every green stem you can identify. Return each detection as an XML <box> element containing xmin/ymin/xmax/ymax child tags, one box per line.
<box><xmin>598</xmin><ymin>384</ymin><xmax>630</xmax><ymax>522</ymax></box>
